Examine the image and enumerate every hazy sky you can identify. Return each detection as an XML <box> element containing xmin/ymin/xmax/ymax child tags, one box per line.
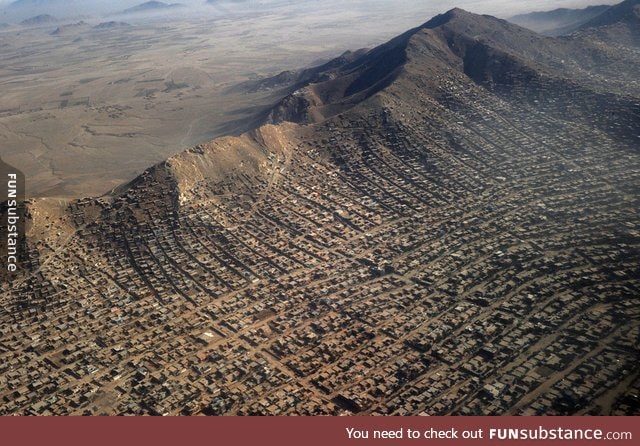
<box><xmin>0</xmin><ymin>0</ymin><xmax>623</xmax><ymax>20</ymax></box>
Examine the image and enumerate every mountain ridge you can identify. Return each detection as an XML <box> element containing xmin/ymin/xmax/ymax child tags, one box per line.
<box><xmin>20</xmin><ymin>5</ymin><xmax>639</xmax><ymax>208</ymax></box>
<box><xmin>509</xmin><ymin>5</ymin><xmax>611</xmax><ymax>35</ymax></box>
<box><xmin>580</xmin><ymin>0</ymin><xmax>640</xmax><ymax>28</ymax></box>
<box><xmin>67</xmin><ymin>5</ymin><xmax>637</xmax><ymax>223</ymax></box>
<box><xmin>259</xmin><ymin>6</ymin><xmax>639</xmax><ymax>127</ymax></box>
<box><xmin>5</xmin><ymin>3</ymin><xmax>640</xmax><ymax>417</ymax></box>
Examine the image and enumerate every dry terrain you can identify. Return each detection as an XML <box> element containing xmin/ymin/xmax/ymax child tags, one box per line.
<box><xmin>1</xmin><ymin>5</ymin><xmax>638</xmax><ymax>416</ymax></box>
<box><xmin>0</xmin><ymin>3</ymin><xmax>442</xmax><ymax>198</ymax></box>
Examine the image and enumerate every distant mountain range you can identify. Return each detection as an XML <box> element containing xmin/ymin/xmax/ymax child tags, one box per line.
<box><xmin>122</xmin><ymin>1</ymin><xmax>185</xmax><ymax>15</ymax></box>
<box><xmin>509</xmin><ymin>5</ymin><xmax>609</xmax><ymax>35</ymax></box>
<box><xmin>93</xmin><ymin>21</ymin><xmax>132</xmax><ymax>30</ymax></box>
<box><xmin>509</xmin><ymin>0</ymin><xmax>639</xmax><ymax>36</ymax></box>
<box><xmin>580</xmin><ymin>0</ymin><xmax>640</xmax><ymax>28</ymax></box>
<box><xmin>19</xmin><ymin>13</ymin><xmax>56</xmax><ymax>26</ymax></box>
<box><xmin>1</xmin><ymin>0</ymin><xmax>185</xmax><ymax>22</ymax></box>
<box><xmin>50</xmin><ymin>20</ymin><xmax>88</xmax><ymax>35</ymax></box>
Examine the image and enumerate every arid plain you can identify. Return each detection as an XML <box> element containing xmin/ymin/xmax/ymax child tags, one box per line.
<box><xmin>0</xmin><ymin>3</ymin><xmax>439</xmax><ymax>198</ymax></box>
